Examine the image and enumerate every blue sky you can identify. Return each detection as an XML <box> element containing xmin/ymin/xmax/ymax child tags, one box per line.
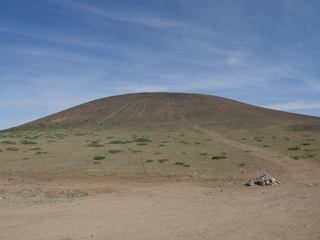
<box><xmin>1</xmin><ymin>0</ymin><xmax>320</xmax><ymax>130</ymax></box>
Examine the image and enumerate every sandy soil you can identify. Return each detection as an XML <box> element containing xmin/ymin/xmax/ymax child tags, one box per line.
<box><xmin>1</xmin><ymin>130</ymin><xmax>320</xmax><ymax>240</ymax></box>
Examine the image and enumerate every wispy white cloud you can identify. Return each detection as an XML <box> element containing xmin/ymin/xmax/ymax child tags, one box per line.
<box><xmin>51</xmin><ymin>0</ymin><xmax>182</xmax><ymax>28</ymax></box>
<box><xmin>264</xmin><ymin>101</ymin><xmax>320</xmax><ymax>110</ymax></box>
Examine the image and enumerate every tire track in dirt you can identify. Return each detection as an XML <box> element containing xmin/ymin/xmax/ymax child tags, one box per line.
<box><xmin>103</xmin><ymin>102</ymin><xmax>130</xmax><ymax>120</ymax></box>
<box><xmin>194</xmin><ymin>125</ymin><xmax>318</xmax><ymax>182</ymax></box>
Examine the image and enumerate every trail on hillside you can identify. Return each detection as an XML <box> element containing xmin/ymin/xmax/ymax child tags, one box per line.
<box><xmin>194</xmin><ymin>125</ymin><xmax>318</xmax><ymax>183</ymax></box>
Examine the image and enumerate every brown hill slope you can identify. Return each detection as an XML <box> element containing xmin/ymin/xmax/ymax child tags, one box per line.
<box><xmin>24</xmin><ymin>92</ymin><xmax>319</xmax><ymax>127</ymax></box>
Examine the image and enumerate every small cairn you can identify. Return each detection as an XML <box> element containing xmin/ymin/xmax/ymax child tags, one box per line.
<box><xmin>245</xmin><ymin>172</ymin><xmax>283</xmax><ymax>187</ymax></box>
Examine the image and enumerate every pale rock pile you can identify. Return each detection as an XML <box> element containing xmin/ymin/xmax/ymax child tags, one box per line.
<box><xmin>245</xmin><ymin>172</ymin><xmax>283</xmax><ymax>187</ymax></box>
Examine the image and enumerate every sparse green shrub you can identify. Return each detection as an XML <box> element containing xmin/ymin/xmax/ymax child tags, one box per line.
<box><xmin>206</xmin><ymin>139</ymin><xmax>212</xmax><ymax>141</ymax></box>
<box><xmin>301</xmin><ymin>143</ymin><xmax>310</xmax><ymax>146</ymax></box>
<box><xmin>146</xmin><ymin>159</ymin><xmax>154</xmax><ymax>163</ymax></box>
<box><xmin>132</xmin><ymin>150</ymin><xmax>142</xmax><ymax>153</ymax></box>
<box><xmin>48</xmin><ymin>140</ymin><xmax>56</xmax><ymax>142</ymax></box>
<box><xmin>0</xmin><ymin>149</ymin><xmax>2</xmax><ymax>152</ymax></box>
<box><xmin>30</xmin><ymin>147</ymin><xmax>42</xmax><ymax>150</ymax></box>
<box><xmin>109</xmin><ymin>140</ymin><xmax>129</xmax><ymax>144</ymax></box>
<box><xmin>87</xmin><ymin>142</ymin><xmax>104</xmax><ymax>147</ymax></box>
<box><xmin>199</xmin><ymin>153</ymin><xmax>208</xmax><ymax>156</ymax></box>
<box><xmin>1</xmin><ymin>140</ymin><xmax>16</xmax><ymax>145</ymax></box>
<box><xmin>137</xmin><ymin>143</ymin><xmax>147</xmax><ymax>146</ymax></box>
<box><xmin>245</xmin><ymin>150</ymin><xmax>251</xmax><ymax>153</ymax></box>
<box><xmin>23</xmin><ymin>158</ymin><xmax>29</xmax><ymax>160</ymax></box>
<box><xmin>290</xmin><ymin>156</ymin><xmax>304</xmax><ymax>160</ymax></box>
<box><xmin>287</xmin><ymin>146</ymin><xmax>300</xmax><ymax>150</ymax></box>
<box><xmin>238</xmin><ymin>163</ymin><xmax>247</xmax><ymax>166</ymax></box>
<box><xmin>94</xmin><ymin>156</ymin><xmax>105</xmax><ymax>160</ymax></box>
<box><xmin>6</xmin><ymin>147</ymin><xmax>18</xmax><ymax>151</ymax></box>
<box><xmin>158</xmin><ymin>144</ymin><xmax>165</xmax><ymax>147</ymax></box>
<box><xmin>132</xmin><ymin>138</ymin><xmax>152</xmax><ymax>142</ymax></box>
<box><xmin>181</xmin><ymin>152</ymin><xmax>187</xmax><ymax>154</ymax></box>
<box><xmin>35</xmin><ymin>151</ymin><xmax>48</xmax><ymax>155</ymax></box>
<box><xmin>93</xmin><ymin>161</ymin><xmax>101</xmax><ymax>164</ymax></box>
<box><xmin>158</xmin><ymin>159</ymin><xmax>169</xmax><ymax>163</ymax></box>
<box><xmin>108</xmin><ymin>149</ymin><xmax>122</xmax><ymax>154</ymax></box>
<box><xmin>154</xmin><ymin>152</ymin><xmax>162</xmax><ymax>155</ymax></box>
<box><xmin>175</xmin><ymin>161</ymin><xmax>190</xmax><ymax>167</ymax></box>
<box><xmin>306</xmin><ymin>154</ymin><xmax>317</xmax><ymax>158</ymax></box>
<box><xmin>21</xmin><ymin>140</ymin><xmax>37</xmax><ymax>145</ymax></box>
<box><xmin>195</xmin><ymin>142</ymin><xmax>201</xmax><ymax>145</ymax></box>
<box><xmin>303</xmin><ymin>149</ymin><xmax>316</xmax><ymax>152</ymax></box>
<box><xmin>307</xmin><ymin>139</ymin><xmax>315</xmax><ymax>141</ymax></box>
<box><xmin>263</xmin><ymin>145</ymin><xmax>271</xmax><ymax>147</ymax></box>
<box><xmin>212</xmin><ymin>155</ymin><xmax>226</xmax><ymax>159</ymax></box>
<box><xmin>242</xmin><ymin>138</ymin><xmax>246</xmax><ymax>140</ymax></box>
<box><xmin>175</xmin><ymin>162</ymin><xmax>184</xmax><ymax>165</ymax></box>
<box><xmin>161</xmin><ymin>141</ymin><xmax>171</xmax><ymax>143</ymax></box>
<box><xmin>183</xmin><ymin>142</ymin><xmax>189</xmax><ymax>145</ymax></box>
<box><xmin>106</xmin><ymin>136</ymin><xmax>114</xmax><ymax>139</ymax></box>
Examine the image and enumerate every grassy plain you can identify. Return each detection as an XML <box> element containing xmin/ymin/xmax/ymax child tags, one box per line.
<box><xmin>1</xmin><ymin>119</ymin><xmax>319</xmax><ymax>199</ymax></box>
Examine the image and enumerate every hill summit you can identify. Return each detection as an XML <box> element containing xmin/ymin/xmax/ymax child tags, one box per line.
<box><xmin>24</xmin><ymin>92</ymin><xmax>317</xmax><ymax>127</ymax></box>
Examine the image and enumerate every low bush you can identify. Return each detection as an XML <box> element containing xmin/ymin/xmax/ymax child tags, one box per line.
<box><xmin>35</xmin><ymin>151</ymin><xmax>49</xmax><ymax>155</ymax></box>
<box><xmin>306</xmin><ymin>154</ymin><xmax>317</xmax><ymax>158</ymax></box>
<box><xmin>94</xmin><ymin>156</ymin><xmax>105</xmax><ymax>160</ymax></box>
<box><xmin>238</xmin><ymin>163</ymin><xmax>247</xmax><ymax>166</ymax></box>
<box><xmin>212</xmin><ymin>155</ymin><xmax>226</xmax><ymax>159</ymax></box>
<box><xmin>21</xmin><ymin>140</ymin><xmax>37</xmax><ymax>145</ymax></box>
<box><xmin>175</xmin><ymin>162</ymin><xmax>190</xmax><ymax>167</ymax></box>
<box><xmin>146</xmin><ymin>159</ymin><xmax>154</xmax><ymax>163</ymax></box>
<box><xmin>154</xmin><ymin>152</ymin><xmax>162</xmax><ymax>155</ymax></box>
<box><xmin>199</xmin><ymin>153</ymin><xmax>208</xmax><ymax>156</ymax></box>
<box><xmin>132</xmin><ymin>138</ymin><xmax>152</xmax><ymax>143</ymax></box>
<box><xmin>109</xmin><ymin>140</ymin><xmax>129</xmax><ymax>144</ymax></box>
<box><xmin>158</xmin><ymin>144</ymin><xmax>165</xmax><ymax>147</ymax></box>
<box><xmin>132</xmin><ymin>150</ymin><xmax>142</xmax><ymax>153</ymax></box>
<box><xmin>301</xmin><ymin>143</ymin><xmax>310</xmax><ymax>146</ymax></box>
<box><xmin>1</xmin><ymin>140</ymin><xmax>16</xmax><ymax>145</ymax></box>
<box><xmin>287</xmin><ymin>146</ymin><xmax>300</xmax><ymax>150</ymax></box>
<box><xmin>175</xmin><ymin>162</ymin><xmax>184</xmax><ymax>165</ymax></box>
<box><xmin>93</xmin><ymin>161</ymin><xmax>101</xmax><ymax>164</ymax></box>
<box><xmin>87</xmin><ymin>142</ymin><xmax>104</xmax><ymax>147</ymax></box>
<box><xmin>158</xmin><ymin>159</ymin><xmax>169</xmax><ymax>163</ymax></box>
<box><xmin>6</xmin><ymin>147</ymin><xmax>18</xmax><ymax>151</ymax></box>
<box><xmin>108</xmin><ymin>149</ymin><xmax>122</xmax><ymax>154</ymax></box>
<box><xmin>263</xmin><ymin>145</ymin><xmax>271</xmax><ymax>147</ymax></box>
<box><xmin>30</xmin><ymin>147</ymin><xmax>42</xmax><ymax>150</ymax></box>
<box><xmin>290</xmin><ymin>156</ymin><xmax>304</xmax><ymax>160</ymax></box>
<box><xmin>106</xmin><ymin>136</ymin><xmax>114</xmax><ymax>139</ymax></box>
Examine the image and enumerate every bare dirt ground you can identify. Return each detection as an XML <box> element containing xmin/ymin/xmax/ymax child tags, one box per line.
<box><xmin>1</xmin><ymin>130</ymin><xmax>320</xmax><ymax>240</ymax></box>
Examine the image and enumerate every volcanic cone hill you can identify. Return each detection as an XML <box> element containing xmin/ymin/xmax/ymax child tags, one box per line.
<box><xmin>22</xmin><ymin>92</ymin><xmax>319</xmax><ymax>128</ymax></box>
